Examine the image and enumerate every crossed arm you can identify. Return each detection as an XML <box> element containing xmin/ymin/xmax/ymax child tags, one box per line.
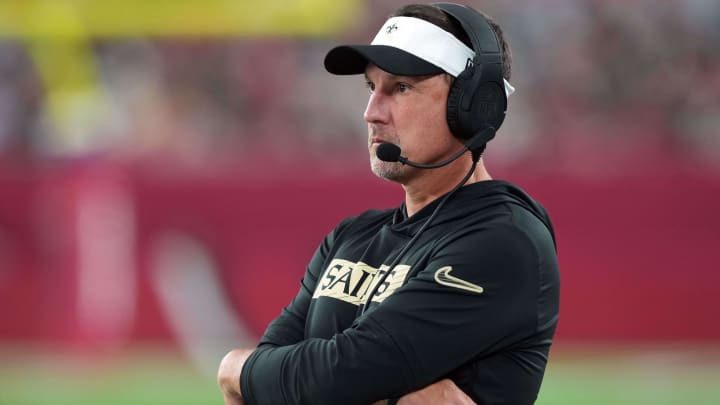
<box><xmin>218</xmin><ymin>348</ymin><xmax>475</xmax><ymax>404</ymax></box>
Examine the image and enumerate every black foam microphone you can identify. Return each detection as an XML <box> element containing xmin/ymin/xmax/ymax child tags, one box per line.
<box><xmin>375</xmin><ymin>126</ymin><xmax>495</xmax><ymax>169</ymax></box>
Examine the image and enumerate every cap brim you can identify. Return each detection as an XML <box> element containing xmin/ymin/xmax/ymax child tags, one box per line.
<box><xmin>324</xmin><ymin>45</ymin><xmax>444</xmax><ymax>76</ymax></box>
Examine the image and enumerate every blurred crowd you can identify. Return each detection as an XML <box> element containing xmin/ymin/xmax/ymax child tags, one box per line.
<box><xmin>0</xmin><ymin>0</ymin><xmax>718</xmax><ymax>175</ymax></box>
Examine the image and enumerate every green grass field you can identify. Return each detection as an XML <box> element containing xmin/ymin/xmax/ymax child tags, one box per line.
<box><xmin>1</xmin><ymin>344</ymin><xmax>719</xmax><ymax>404</ymax></box>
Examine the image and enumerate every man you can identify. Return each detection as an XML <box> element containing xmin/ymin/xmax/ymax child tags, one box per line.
<box><xmin>218</xmin><ymin>3</ymin><xmax>560</xmax><ymax>404</ymax></box>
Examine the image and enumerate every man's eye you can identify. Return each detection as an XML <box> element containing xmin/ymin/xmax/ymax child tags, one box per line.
<box><xmin>397</xmin><ymin>83</ymin><xmax>411</xmax><ymax>93</ymax></box>
<box><xmin>365</xmin><ymin>81</ymin><xmax>375</xmax><ymax>92</ymax></box>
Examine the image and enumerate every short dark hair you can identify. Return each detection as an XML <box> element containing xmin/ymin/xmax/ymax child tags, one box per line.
<box><xmin>391</xmin><ymin>4</ymin><xmax>512</xmax><ymax>80</ymax></box>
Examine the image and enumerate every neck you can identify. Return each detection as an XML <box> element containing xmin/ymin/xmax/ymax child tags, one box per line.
<box><xmin>403</xmin><ymin>156</ymin><xmax>491</xmax><ymax>217</ymax></box>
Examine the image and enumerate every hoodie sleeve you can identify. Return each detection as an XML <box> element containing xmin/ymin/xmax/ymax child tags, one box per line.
<box><xmin>240</xmin><ymin>218</ymin><xmax>560</xmax><ymax>405</ymax></box>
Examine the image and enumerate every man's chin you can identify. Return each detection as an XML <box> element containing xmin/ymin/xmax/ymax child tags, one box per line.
<box><xmin>370</xmin><ymin>158</ymin><xmax>404</xmax><ymax>182</ymax></box>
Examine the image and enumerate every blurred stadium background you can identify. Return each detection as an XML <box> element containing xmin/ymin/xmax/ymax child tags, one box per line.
<box><xmin>0</xmin><ymin>0</ymin><xmax>719</xmax><ymax>404</ymax></box>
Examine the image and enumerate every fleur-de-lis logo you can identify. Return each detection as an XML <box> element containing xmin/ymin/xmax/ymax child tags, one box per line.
<box><xmin>385</xmin><ymin>23</ymin><xmax>398</xmax><ymax>34</ymax></box>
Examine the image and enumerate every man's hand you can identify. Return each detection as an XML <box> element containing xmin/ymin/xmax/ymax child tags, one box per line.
<box><xmin>218</xmin><ymin>348</ymin><xmax>255</xmax><ymax>405</ymax></box>
<box><xmin>397</xmin><ymin>379</ymin><xmax>476</xmax><ymax>405</ymax></box>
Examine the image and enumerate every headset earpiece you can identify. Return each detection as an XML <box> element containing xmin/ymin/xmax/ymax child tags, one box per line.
<box><xmin>434</xmin><ymin>3</ymin><xmax>507</xmax><ymax>143</ymax></box>
<box><xmin>447</xmin><ymin>58</ymin><xmax>505</xmax><ymax>139</ymax></box>
<box><xmin>445</xmin><ymin>61</ymin><xmax>472</xmax><ymax>139</ymax></box>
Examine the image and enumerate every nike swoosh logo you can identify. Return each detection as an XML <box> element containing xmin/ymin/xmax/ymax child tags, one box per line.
<box><xmin>434</xmin><ymin>266</ymin><xmax>484</xmax><ymax>294</ymax></box>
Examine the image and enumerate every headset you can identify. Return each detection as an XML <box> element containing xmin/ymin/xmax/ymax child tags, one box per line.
<box><xmin>434</xmin><ymin>3</ymin><xmax>507</xmax><ymax>145</ymax></box>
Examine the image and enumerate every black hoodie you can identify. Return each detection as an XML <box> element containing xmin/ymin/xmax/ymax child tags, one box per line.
<box><xmin>241</xmin><ymin>180</ymin><xmax>560</xmax><ymax>405</ymax></box>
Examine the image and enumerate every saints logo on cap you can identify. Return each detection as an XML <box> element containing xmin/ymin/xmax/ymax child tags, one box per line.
<box><xmin>385</xmin><ymin>22</ymin><xmax>398</xmax><ymax>34</ymax></box>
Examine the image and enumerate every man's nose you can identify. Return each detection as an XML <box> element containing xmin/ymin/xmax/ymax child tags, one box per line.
<box><xmin>364</xmin><ymin>92</ymin><xmax>389</xmax><ymax>124</ymax></box>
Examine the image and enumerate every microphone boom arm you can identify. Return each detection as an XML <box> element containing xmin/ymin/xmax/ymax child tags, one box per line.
<box><xmin>383</xmin><ymin>126</ymin><xmax>496</xmax><ymax>169</ymax></box>
<box><xmin>397</xmin><ymin>144</ymin><xmax>469</xmax><ymax>168</ymax></box>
